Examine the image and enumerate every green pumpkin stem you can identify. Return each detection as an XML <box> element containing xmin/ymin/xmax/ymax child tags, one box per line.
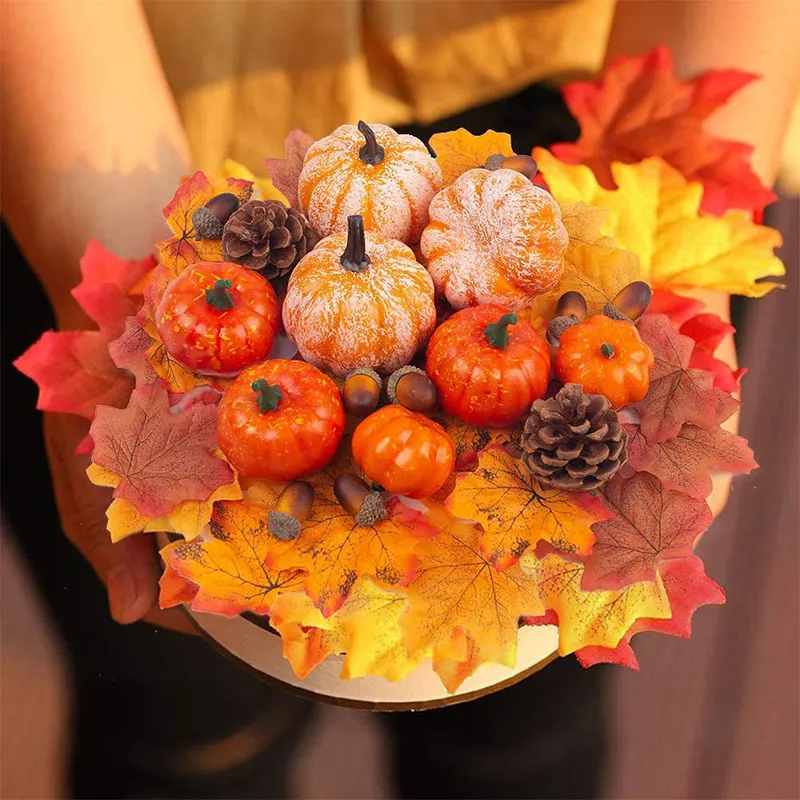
<box><xmin>600</xmin><ymin>342</ymin><xmax>615</xmax><ymax>358</ymax></box>
<box><xmin>251</xmin><ymin>379</ymin><xmax>283</xmax><ymax>413</ymax></box>
<box><xmin>357</xmin><ymin>121</ymin><xmax>385</xmax><ymax>165</ymax></box>
<box><xmin>205</xmin><ymin>279</ymin><xmax>234</xmax><ymax>310</ymax></box>
<box><xmin>484</xmin><ymin>313</ymin><xmax>518</xmax><ymax>350</ymax></box>
<box><xmin>340</xmin><ymin>215</ymin><xmax>371</xmax><ymax>272</ymax></box>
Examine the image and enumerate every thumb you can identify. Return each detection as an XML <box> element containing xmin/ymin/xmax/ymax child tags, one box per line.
<box><xmin>44</xmin><ymin>413</ymin><xmax>158</xmax><ymax>624</ymax></box>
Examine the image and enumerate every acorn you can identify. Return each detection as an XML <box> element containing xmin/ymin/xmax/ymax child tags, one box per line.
<box><xmin>485</xmin><ymin>153</ymin><xmax>539</xmax><ymax>180</ymax></box>
<box><xmin>333</xmin><ymin>473</ymin><xmax>387</xmax><ymax>527</ymax></box>
<box><xmin>387</xmin><ymin>366</ymin><xmax>437</xmax><ymax>413</ymax></box>
<box><xmin>342</xmin><ymin>368</ymin><xmax>382</xmax><ymax>417</ymax></box>
<box><xmin>267</xmin><ymin>481</ymin><xmax>314</xmax><ymax>541</ymax></box>
<box><xmin>547</xmin><ymin>291</ymin><xmax>587</xmax><ymax>346</ymax></box>
<box><xmin>192</xmin><ymin>192</ymin><xmax>241</xmax><ymax>240</ymax></box>
<box><xmin>605</xmin><ymin>281</ymin><xmax>653</xmax><ymax>323</ymax></box>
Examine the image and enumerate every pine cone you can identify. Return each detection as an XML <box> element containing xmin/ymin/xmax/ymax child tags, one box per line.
<box><xmin>520</xmin><ymin>383</ymin><xmax>627</xmax><ymax>491</ymax></box>
<box><xmin>222</xmin><ymin>200</ymin><xmax>318</xmax><ymax>277</ymax></box>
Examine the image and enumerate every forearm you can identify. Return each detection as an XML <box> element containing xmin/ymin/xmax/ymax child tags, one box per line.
<box><xmin>1</xmin><ymin>0</ymin><xmax>191</xmax><ymax>327</ymax></box>
<box><xmin>606</xmin><ymin>0</ymin><xmax>800</xmax><ymax>187</ymax></box>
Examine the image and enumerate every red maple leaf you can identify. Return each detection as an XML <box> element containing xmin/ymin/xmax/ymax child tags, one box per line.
<box><xmin>625</xmin><ymin>423</ymin><xmax>757</xmax><ymax>500</ymax></box>
<box><xmin>648</xmin><ymin>289</ymin><xmax>705</xmax><ymax>328</ymax></box>
<box><xmin>633</xmin><ymin>314</ymin><xmax>718</xmax><ymax>442</ymax></box>
<box><xmin>583</xmin><ymin>473</ymin><xmax>712</xmax><ymax>591</ymax></box>
<box><xmin>158</xmin><ymin>548</ymin><xmax>200</xmax><ymax>608</ymax></box>
<box><xmin>89</xmin><ymin>385</ymin><xmax>233</xmax><ymax>517</ymax></box>
<box><xmin>552</xmin><ymin>46</ymin><xmax>775</xmax><ymax>216</ymax></box>
<box><xmin>676</xmin><ymin>312</ymin><xmax>746</xmax><ymax>393</ymax></box>
<box><xmin>263</xmin><ymin>128</ymin><xmax>314</xmax><ymax>211</ymax></box>
<box><xmin>576</xmin><ymin>555</ymin><xmax>724</xmax><ymax>668</ymax></box>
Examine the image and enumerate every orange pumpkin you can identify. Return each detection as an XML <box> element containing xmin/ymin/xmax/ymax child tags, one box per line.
<box><xmin>352</xmin><ymin>405</ymin><xmax>455</xmax><ymax>499</ymax></box>
<box><xmin>554</xmin><ymin>315</ymin><xmax>654</xmax><ymax>409</ymax></box>
<box><xmin>421</xmin><ymin>168</ymin><xmax>568</xmax><ymax>310</ymax></box>
<box><xmin>298</xmin><ymin>121</ymin><xmax>443</xmax><ymax>244</ymax></box>
<box><xmin>217</xmin><ymin>359</ymin><xmax>345</xmax><ymax>481</ymax></box>
<box><xmin>282</xmin><ymin>215</ymin><xmax>437</xmax><ymax>376</ymax></box>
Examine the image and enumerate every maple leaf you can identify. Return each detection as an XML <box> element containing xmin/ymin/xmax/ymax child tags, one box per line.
<box><xmin>430</xmin><ymin>413</ymin><xmax>512</xmax><ymax>471</ymax></box>
<box><xmin>625</xmin><ymin>422</ymin><xmax>756</xmax><ymax>501</ymax></box>
<box><xmin>648</xmin><ymin>289</ymin><xmax>705</xmax><ymax>327</ymax></box>
<box><xmin>633</xmin><ymin>313</ymin><xmax>718</xmax><ymax>442</ymax></box>
<box><xmin>583</xmin><ymin>472</ymin><xmax>712</xmax><ymax>591</ymax></box>
<box><xmin>263</xmin><ymin>129</ymin><xmax>315</xmax><ymax>211</ymax></box>
<box><xmin>108</xmin><ymin>316</ymin><xmax>159</xmax><ymax>387</ymax></box>
<box><xmin>428</xmin><ymin>129</ymin><xmax>514</xmax><ymax>186</ymax></box>
<box><xmin>141</xmin><ymin>321</ymin><xmax>220</xmax><ymax>393</ymax></box>
<box><xmin>268</xmin><ymin>494</ymin><xmax>437</xmax><ymax>617</ymax></box>
<box><xmin>88</xmin><ymin>384</ymin><xmax>233</xmax><ymax>517</ymax></box>
<box><xmin>72</xmin><ymin>241</ymin><xmax>156</xmax><ymax>335</ymax></box>
<box><xmin>157</xmin><ymin>171</ymin><xmax>253</xmax><ymax>275</ymax></box>
<box><xmin>167</xmin><ymin>501</ymin><xmax>305</xmax><ymax>617</ymax></box>
<box><xmin>431</xmin><ymin>628</ymin><xmax>486</xmax><ymax>694</ymax></box>
<box><xmin>575</xmin><ymin>555</ymin><xmax>725</xmax><ymax>668</ymax></box>
<box><xmin>138</xmin><ymin>263</ymin><xmax>176</xmax><ymax>328</ymax></box>
<box><xmin>15</xmin><ymin>330</ymin><xmax>133</xmax><ymax>420</ymax></box>
<box><xmin>530</xmin><ymin>201</ymin><xmax>643</xmax><ymax>320</ymax></box>
<box><xmin>447</xmin><ymin>446</ymin><xmax>605</xmax><ymax>570</ymax></box>
<box><xmin>535</xmin><ymin>150</ymin><xmax>785</xmax><ymax>297</ymax></box>
<box><xmin>221</xmin><ymin>158</ymin><xmax>287</xmax><ymax>203</ymax></box>
<box><xmin>158</xmin><ymin>544</ymin><xmax>200</xmax><ymax>608</ymax></box>
<box><xmin>551</xmin><ymin>46</ymin><xmax>775</xmax><ymax>216</ymax></box>
<box><xmin>521</xmin><ymin>551</ymin><xmax>670</xmax><ymax>655</ymax></box>
<box><xmin>678</xmin><ymin>312</ymin><xmax>746</xmax><ymax>393</ymax></box>
<box><xmin>402</xmin><ymin>500</ymin><xmax>543</xmax><ymax>662</ymax></box>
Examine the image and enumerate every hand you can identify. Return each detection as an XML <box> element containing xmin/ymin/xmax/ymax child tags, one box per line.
<box><xmin>44</xmin><ymin>412</ymin><xmax>195</xmax><ymax>634</ymax></box>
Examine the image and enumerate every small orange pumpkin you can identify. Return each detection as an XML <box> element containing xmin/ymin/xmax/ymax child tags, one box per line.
<box><xmin>282</xmin><ymin>215</ymin><xmax>437</xmax><ymax>376</ymax></box>
<box><xmin>298</xmin><ymin>121</ymin><xmax>443</xmax><ymax>244</ymax></box>
<box><xmin>421</xmin><ymin>168</ymin><xmax>568</xmax><ymax>310</ymax></box>
<box><xmin>554</xmin><ymin>315</ymin><xmax>654</xmax><ymax>409</ymax></box>
<box><xmin>352</xmin><ymin>405</ymin><xmax>455</xmax><ymax>499</ymax></box>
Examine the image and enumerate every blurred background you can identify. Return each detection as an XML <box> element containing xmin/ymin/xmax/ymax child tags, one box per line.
<box><xmin>2</xmin><ymin>1</ymin><xmax>798</xmax><ymax>798</ymax></box>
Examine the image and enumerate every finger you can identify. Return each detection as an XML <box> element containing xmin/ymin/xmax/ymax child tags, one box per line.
<box><xmin>43</xmin><ymin>413</ymin><xmax>158</xmax><ymax>624</ymax></box>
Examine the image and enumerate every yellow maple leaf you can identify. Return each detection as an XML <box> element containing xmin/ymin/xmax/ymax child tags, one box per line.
<box><xmin>530</xmin><ymin>201</ymin><xmax>643</xmax><ymax>319</ymax></box>
<box><xmin>402</xmin><ymin>500</ymin><xmax>543</xmax><ymax>662</ymax></box>
<box><xmin>535</xmin><ymin>150</ymin><xmax>785</xmax><ymax>297</ymax></box>
<box><xmin>446</xmin><ymin>447</ymin><xmax>604</xmax><ymax>570</ymax></box>
<box><xmin>221</xmin><ymin>159</ymin><xmax>287</xmax><ymax>204</ymax></box>
<box><xmin>520</xmin><ymin>551</ymin><xmax>671</xmax><ymax>655</ymax></box>
<box><xmin>429</xmin><ymin>129</ymin><xmax>514</xmax><ymax>186</ymax></box>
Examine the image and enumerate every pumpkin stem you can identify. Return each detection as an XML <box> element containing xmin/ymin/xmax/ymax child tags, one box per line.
<box><xmin>340</xmin><ymin>215</ymin><xmax>371</xmax><ymax>272</ymax></box>
<box><xmin>251</xmin><ymin>379</ymin><xmax>283</xmax><ymax>413</ymax></box>
<box><xmin>484</xmin><ymin>313</ymin><xmax>518</xmax><ymax>350</ymax></box>
<box><xmin>600</xmin><ymin>342</ymin><xmax>615</xmax><ymax>358</ymax></box>
<box><xmin>205</xmin><ymin>279</ymin><xmax>234</xmax><ymax>310</ymax></box>
<box><xmin>357</xmin><ymin>121</ymin><xmax>385</xmax><ymax>165</ymax></box>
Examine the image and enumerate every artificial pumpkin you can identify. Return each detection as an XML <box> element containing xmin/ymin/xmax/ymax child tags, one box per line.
<box><xmin>298</xmin><ymin>121</ymin><xmax>442</xmax><ymax>244</ymax></box>
<box><xmin>155</xmin><ymin>261</ymin><xmax>280</xmax><ymax>374</ymax></box>
<box><xmin>217</xmin><ymin>359</ymin><xmax>345</xmax><ymax>481</ymax></box>
<box><xmin>352</xmin><ymin>405</ymin><xmax>455</xmax><ymax>499</ymax></box>
<box><xmin>426</xmin><ymin>305</ymin><xmax>551</xmax><ymax>427</ymax></box>
<box><xmin>421</xmin><ymin>167</ymin><xmax>568</xmax><ymax>310</ymax></box>
<box><xmin>554</xmin><ymin>315</ymin><xmax>654</xmax><ymax>409</ymax></box>
<box><xmin>282</xmin><ymin>215</ymin><xmax>437</xmax><ymax>376</ymax></box>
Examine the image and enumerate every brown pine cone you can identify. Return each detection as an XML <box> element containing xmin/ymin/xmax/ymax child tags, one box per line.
<box><xmin>520</xmin><ymin>383</ymin><xmax>627</xmax><ymax>491</ymax></box>
<box><xmin>222</xmin><ymin>200</ymin><xmax>318</xmax><ymax>277</ymax></box>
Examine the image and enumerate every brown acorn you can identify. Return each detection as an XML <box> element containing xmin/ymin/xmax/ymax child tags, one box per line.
<box><xmin>192</xmin><ymin>193</ymin><xmax>240</xmax><ymax>240</ymax></box>
<box><xmin>333</xmin><ymin>473</ymin><xmax>387</xmax><ymax>527</ymax></box>
<box><xmin>387</xmin><ymin>366</ymin><xmax>437</xmax><ymax>413</ymax></box>
<box><xmin>604</xmin><ymin>281</ymin><xmax>653</xmax><ymax>323</ymax></box>
<box><xmin>484</xmin><ymin>153</ymin><xmax>539</xmax><ymax>180</ymax></box>
<box><xmin>342</xmin><ymin>368</ymin><xmax>382</xmax><ymax>417</ymax></box>
<box><xmin>267</xmin><ymin>481</ymin><xmax>314</xmax><ymax>540</ymax></box>
<box><xmin>547</xmin><ymin>291</ymin><xmax>588</xmax><ymax>345</ymax></box>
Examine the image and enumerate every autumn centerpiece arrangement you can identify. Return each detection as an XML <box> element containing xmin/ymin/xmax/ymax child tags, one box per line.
<box><xmin>17</xmin><ymin>48</ymin><xmax>785</xmax><ymax>694</ymax></box>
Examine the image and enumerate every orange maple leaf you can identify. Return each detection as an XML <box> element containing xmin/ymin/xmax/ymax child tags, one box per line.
<box><xmin>428</xmin><ymin>129</ymin><xmax>514</xmax><ymax>186</ymax></box>
<box><xmin>156</xmin><ymin>171</ymin><xmax>253</xmax><ymax>275</ymax></box>
<box><xmin>431</xmin><ymin>628</ymin><xmax>487</xmax><ymax>694</ymax></box>
<box><xmin>166</xmin><ymin>501</ymin><xmax>305</xmax><ymax>617</ymax></box>
<box><xmin>402</xmin><ymin>500</ymin><xmax>544</xmax><ymax>662</ymax></box>
<box><xmin>268</xmin><ymin>493</ymin><xmax>438</xmax><ymax>617</ymax></box>
<box><xmin>446</xmin><ymin>447</ymin><xmax>606</xmax><ymax>570</ymax></box>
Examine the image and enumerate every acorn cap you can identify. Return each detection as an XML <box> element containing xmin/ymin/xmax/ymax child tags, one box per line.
<box><xmin>267</xmin><ymin>510</ymin><xmax>302</xmax><ymax>541</ymax></box>
<box><xmin>354</xmin><ymin>491</ymin><xmax>388</xmax><ymax>527</ymax></box>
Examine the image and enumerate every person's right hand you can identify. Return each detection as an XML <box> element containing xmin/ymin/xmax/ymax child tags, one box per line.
<box><xmin>44</xmin><ymin>411</ymin><xmax>195</xmax><ymax>634</ymax></box>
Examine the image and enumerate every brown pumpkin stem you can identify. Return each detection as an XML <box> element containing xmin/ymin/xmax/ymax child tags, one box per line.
<box><xmin>340</xmin><ymin>215</ymin><xmax>371</xmax><ymax>272</ymax></box>
<box><xmin>357</xmin><ymin>121</ymin><xmax>385</xmax><ymax>165</ymax></box>
<box><xmin>205</xmin><ymin>279</ymin><xmax>234</xmax><ymax>310</ymax></box>
<box><xmin>600</xmin><ymin>343</ymin><xmax>615</xmax><ymax>358</ymax></box>
<box><xmin>252</xmin><ymin>379</ymin><xmax>283</xmax><ymax>413</ymax></box>
<box><xmin>484</xmin><ymin>313</ymin><xmax>518</xmax><ymax>350</ymax></box>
